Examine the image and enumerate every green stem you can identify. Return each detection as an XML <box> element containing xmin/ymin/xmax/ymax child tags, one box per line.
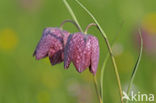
<box><xmin>84</xmin><ymin>23</ymin><xmax>97</xmax><ymax>34</ymax></box>
<box><xmin>60</xmin><ymin>19</ymin><xmax>82</xmax><ymax>32</ymax></box>
<box><xmin>104</xmin><ymin>38</ymin><xmax>123</xmax><ymax>103</ymax></box>
<box><xmin>100</xmin><ymin>22</ymin><xmax>123</xmax><ymax>101</ymax></box>
<box><xmin>62</xmin><ymin>0</ymin><xmax>83</xmax><ymax>32</ymax></box>
<box><xmin>93</xmin><ymin>76</ymin><xmax>103</xmax><ymax>103</ymax></box>
<box><xmin>74</xmin><ymin>0</ymin><xmax>123</xmax><ymax>103</ymax></box>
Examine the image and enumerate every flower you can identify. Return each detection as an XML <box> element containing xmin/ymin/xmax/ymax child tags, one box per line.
<box><xmin>33</xmin><ymin>27</ymin><xmax>70</xmax><ymax>65</ymax></box>
<box><xmin>33</xmin><ymin>28</ymin><xmax>100</xmax><ymax>75</ymax></box>
<box><xmin>64</xmin><ymin>32</ymin><xmax>99</xmax><ymax>75</ymax></box>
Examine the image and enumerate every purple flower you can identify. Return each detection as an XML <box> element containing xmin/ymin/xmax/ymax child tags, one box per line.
<box><xmin>33</xmin><ymin>27</ymin><xmax>70</xmax><ymax>65</ymax></box>
<box><xmin>64</xmin><ymin>32</ymin><xmax>99</xmax><ymax>75</ymax></box>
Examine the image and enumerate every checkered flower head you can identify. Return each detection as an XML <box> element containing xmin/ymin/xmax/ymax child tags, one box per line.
<box><xmin>64</xmin><ymin>32</ymin><xmax>99</xmax><ymax>75</ymax></box>
<box><xmin>33</xmin><ymin>27</ymin><xmax>70</xmax><ymax>65</ymax></box>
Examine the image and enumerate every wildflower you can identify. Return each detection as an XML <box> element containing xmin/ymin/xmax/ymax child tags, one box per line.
<box><xmin>64</xmin><ymin>32</ymin><xmax>99</xmax><ymax>75</ymax></box>
<box><xmin>33</xmin><ymin>27</ymin><xmax>70</xmax><ymax>65</ymax></box>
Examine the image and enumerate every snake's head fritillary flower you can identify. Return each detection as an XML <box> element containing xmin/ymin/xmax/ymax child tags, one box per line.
<box><xmin>33</xmin><ymin>27</ymin><xmax>70</xmax><ymax>65</ymax></box>
<box><xmin>64</xmin><ymin>32</ymin><xmax>99</xmax><ymax>75</ymax></box>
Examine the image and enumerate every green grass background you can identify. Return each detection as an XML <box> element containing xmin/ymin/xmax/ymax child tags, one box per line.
<box><xmin>0</xmin><ymin>0</ymin><xmax>156</xmax><ymax>103</ymax></box>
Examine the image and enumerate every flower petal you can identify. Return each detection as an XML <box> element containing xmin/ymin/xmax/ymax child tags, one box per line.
<box><xmin>64</xmin><ymin>33</ymin><xmax>92</xmax><ymax>73</ymax></box>
<box><xmin>89</xmin><ymin>36</ymin><xmax>99</xmax><ymax>75</ymax></box>
<box><xmin>64</xmin><ymin>34</ymin><xmax>73</xmax><ymax>69</ymax></box>
<box><xmin>71</xmin><ymin>34</ymin><xmax>87</xmax><ymax>72</ymax></box>
<box><xmin>49</xmin><ymin>50</ymin><xmax>63</xmax><ymax>65</ymax></box>
<box><xmin>33</xmin><ymin>27</ymin><xmax>69</xmax><ymax>66</ymax></box>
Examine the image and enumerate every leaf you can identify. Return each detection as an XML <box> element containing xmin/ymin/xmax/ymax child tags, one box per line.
<box><xmin>126</xmin><ymin>28</ymin><xmax>143</xmax><ymax>102</ymax></box>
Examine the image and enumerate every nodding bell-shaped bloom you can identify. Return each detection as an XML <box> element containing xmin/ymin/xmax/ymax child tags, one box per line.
<box><xmin>64</xmin><ymin>32</ymin><xmax>99</xmax><ymax>75</ymax></box>
<box><xmin>33</xmin><ymin>27</ymin><xmax>70</xmax><ymax>65</ymax></box>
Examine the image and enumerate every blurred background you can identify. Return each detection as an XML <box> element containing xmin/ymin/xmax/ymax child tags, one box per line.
<box><xmin>0</xmin><ymin>0</ymin><xmax>156</xmax><ymax>103</ymax></box>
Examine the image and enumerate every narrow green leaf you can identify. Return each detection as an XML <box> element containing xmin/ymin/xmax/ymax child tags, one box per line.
<box><xmin>126</xmin><ymin>28</ymin><xmax>143</xmax><ymax>103</ymax></box>
<box><xmin>100</xmin><ymin>53</ymin><xmax>109</xmax><ymax>101</ymax></box>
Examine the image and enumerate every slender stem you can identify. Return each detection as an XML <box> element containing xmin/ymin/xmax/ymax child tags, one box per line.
<box><xmin>84</xmin><ymin>23</ymin><xmax>97</xmax><ymax>34</ymax></box>
<box><xmin>100</xmin><ymin>22</ymin><xmax>124</xmax><ymax>101</ymax></box>
<box><xmin>74</xmin><ymin>1</ymin><xmax>123</xmax><ymax>102</ymax></box>
<box><xmin>93</xmin><ymin>76</ymin><xmax>103</xmax><ymax>103</ymax></box>
<box><xmin>100</xmin><ymin>53</ymin><xmax>109</xmax><ymax>101</ymax></box>
<box><xmin>60</xmin><ymin>19</ymin><xmax>82</xmax><ymax>32</ymax></box>
<box><xmin>104</xmin><ymin>38</ymin><xmax>123</xmax><ymax>103</ymax></box>
<box><xmin>62</xmin><ymin>0</ymin><xmax>83</xmax><ymax>32</ymax></box>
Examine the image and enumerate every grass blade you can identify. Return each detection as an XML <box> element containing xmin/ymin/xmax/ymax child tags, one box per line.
<box><xmin>126</xmin><ymin>29</ymin><xmax>143</xmax><ymax>102</ymax></box>
<box><xmin>100</xmin><ymin>53</ymin><xmax>109</xmax><ymax>101</ymax></box>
